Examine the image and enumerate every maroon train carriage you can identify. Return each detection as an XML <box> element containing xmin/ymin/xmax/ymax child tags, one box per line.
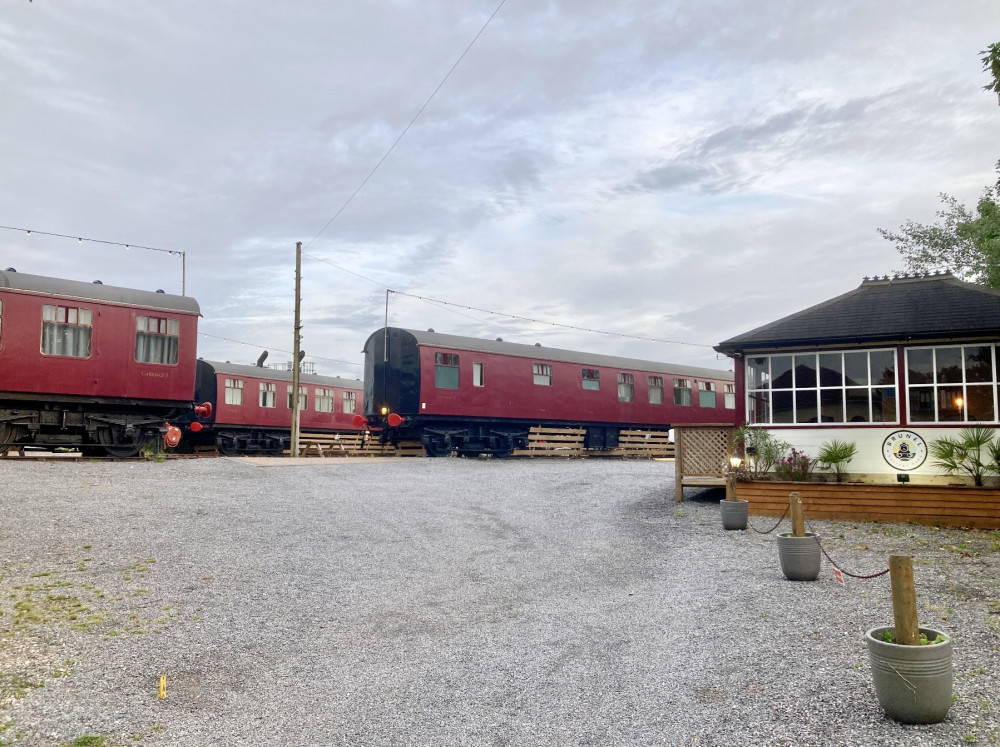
<box><xmin>183</xmin><ymin>359</ymin><xmax>367</xmax><ymax>455</ymax></box>
<box><xmin>0</xmin><ymin>268</ymin><xmax>201</xmax><ymax>456</ymax></box>
<box><xmin>360</xmin><ymin>327</ymin><xmax>737</xmax><ymax>457</ymax></box>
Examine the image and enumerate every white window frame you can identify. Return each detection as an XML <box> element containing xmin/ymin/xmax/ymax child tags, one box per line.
<box><xmin>905</xmin><ymin>343</ymin><xmax>999</xmax><ymax>424</ymax></box>
<box><xmin>224</xmin><ymin>378</ymin><xmax>244</xmax><ymax>406</ymax></box>
<box><xmin>533</xmin><ymin>362</ymin><xmax>552</xmax><ymax>386</ymax></box>
<box><xmin>315</xmin><ymin>388</ymin><xmax>334</xmax><ymax>413</ymax></box>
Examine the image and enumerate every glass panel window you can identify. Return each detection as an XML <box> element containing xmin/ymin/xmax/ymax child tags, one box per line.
<box><xmin>673</xmin><ymin>378</ymin><xmax>691</xmax><ymax>406</ymax></box>
<box><xmin>224</xmin><ymin>378</ymin><xmax>244</xmax><ymax>406</ymax></box>
<box><xmin>697</xmin><ymin>380</ymin><xmax>716</xmax><ymax>408</ymax></box>
<box><xmin>533</xmin><ymin>363</ymin><xmax>552</xmax><ymax>386</ymax></box>
<box><xmin>648</xmin><ymin>376</ymin><xmax>663</xmax><ymax>405</ymax></box>
<box><xmin>746</xmin><ymin>349</ymin><xmax>897</xmax><ymax>426</ymax></box>
<box><xmin>135</xmin><ymin>315</ymin><xmax>179</xmax><ymax>365</ymax></box>
<box><xmin>342</xmin><ymin>390</ymin><xmax>356</xmax><ymax>414</ymax></box>
<box><xmin>723</xmin><ymin>383</ymin><xmax>736</xmax><ymax>409</ymax></box>
<box><xmin>582</xmin><ymin>368</ymin><xmax>600</xmax><ymax>391</ymax></box>
<box><xmin>473</xmin><ymin>362</ymin><xmax>485</xmax><ymax>387</ymax></box>
<box><xmin>41</xmin><ymin>304</ymin><xmax>92</xmax><ymax>358</ymax></box>
<box><xmin>904</xmin><ymin>344</ymin><xmax>1000</xmax><ymax>423</ymax></box>
<box><xmin>617</xmin><ymin>373</ymin><xmax>634</xmax><ymax>402</ymax></box>
<box><xmin>287</xmin><ymin>385</ymin><xmax>307</xmax><ymax>410</ymax></box>
<box><xmin>315</xmin><ymin>388</ymin><xmax>334</xmax><ymax>413</ymax></box>
<box><xmin>260</xmin><ymin>382</ymin><xmax>276</xmax><ymax>408</ymax></box>
<box><xmin>434</xmin><ymin>352</ymin><xmax>460</xmax><ymax>389</ymax></box>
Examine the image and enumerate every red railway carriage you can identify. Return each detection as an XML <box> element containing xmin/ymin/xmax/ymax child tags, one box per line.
<box><xmin>0</xmin><ymin>268</ymin><xmax>200</xmax><ymax>456</ymax></box>
<box><xmin>361</xmin><ymin>327</ymin><xmax>736</xmax><ymax>457</ymax></box>
<box><xmin>187</xmin><ymin>359</ymin><xmax>366</xmax><ymax>455</ymax></box>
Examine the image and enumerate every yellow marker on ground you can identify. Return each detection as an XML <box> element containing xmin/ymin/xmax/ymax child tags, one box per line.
<box><xmin>159</xmin><ymin>675</ymin><xmax>167</xmax><ymax>699</ymax></box>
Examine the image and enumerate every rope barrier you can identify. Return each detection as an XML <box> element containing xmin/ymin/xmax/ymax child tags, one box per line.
<box><xmin>746</xmin><ymin>505</ymin><xmax>789</xmax><ymax>535</ymax></box>
<box><xmin>805</xmin><ymin>517</ymin><xmax>892</xmax><ymax>580</ymax></box>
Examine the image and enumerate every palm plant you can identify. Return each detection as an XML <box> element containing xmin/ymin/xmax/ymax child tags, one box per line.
<box><xmin>816</xmin><ymin>439</ymin><xmax>858</xmax><ymax>483</ymax></box>
<box><xmin>929</xmin><ymin>426</ymin><xmax>998</xmax><ymax>487</ymax></box>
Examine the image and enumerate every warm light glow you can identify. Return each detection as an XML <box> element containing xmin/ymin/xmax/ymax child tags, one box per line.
<box><xmin>956</xmin><ymin>397</ymin><xmax>964</xmax><ymax>408</ymax></box>
<box><xmin>380</xmin><ymin>406</ymin><xmax>388</xmax><ymax>415</ymax></box>
<box><xmin>729</xmin><ymin>452</ymin><xmax>743</xmax><ymax>470</ymax></box>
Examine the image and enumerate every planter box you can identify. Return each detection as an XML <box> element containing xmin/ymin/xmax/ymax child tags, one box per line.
<box><xmin>735</xmin><ymin>480</ymin><xmax>1000</xmax><ymax>529</ymax></box>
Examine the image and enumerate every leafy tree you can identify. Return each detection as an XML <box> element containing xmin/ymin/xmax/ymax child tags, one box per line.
<box><xmin>877</xmin><ymin>44</ymin><xmax>1000</xmax><ymax>286</ymax></box>
<box><xmin>878</xmin><ymin>172</ymin><xmax>1000</xmax><ymax>288</ymax></box>
<box><xmin>983</xmin><ymin>42</ymin><xmax>1000</xmax><ymax>103</ymax></box>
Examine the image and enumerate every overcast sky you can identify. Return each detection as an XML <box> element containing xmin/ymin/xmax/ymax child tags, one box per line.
<box><xmin>2</xmin><ymin>1</ymin><xmax>998</xmax><ymax>379</ymax></box>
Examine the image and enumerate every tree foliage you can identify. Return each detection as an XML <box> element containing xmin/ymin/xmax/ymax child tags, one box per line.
<box><xmin>983</xmin><ymin>42</ymin><xmax>1000</xmax><ymax>102</ymax></box>
<box><xmin>878</xmin><ymin>170</ymin><xmax>1000</xmax><ymax>288</ymax></box>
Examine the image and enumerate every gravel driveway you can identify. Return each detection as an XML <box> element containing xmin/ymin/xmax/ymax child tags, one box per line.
<box><xmin>0</xmin><ymin>457</ymin><xmax>998</xmax><ymax>746</ymax></box>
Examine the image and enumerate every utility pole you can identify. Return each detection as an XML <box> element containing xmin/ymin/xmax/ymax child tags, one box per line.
<box><xmin>290</xmin><ymin>241</ymin><xmax>302</xmax><ymax>458</ymax></box>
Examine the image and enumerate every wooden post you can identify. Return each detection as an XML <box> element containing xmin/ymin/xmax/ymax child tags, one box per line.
<box><xmin>789</xmin><ymin>491</ymin><xmax>805</xmax><ymax>537</ymax></box>
<box><xmin>674</xmin><ymin>428</ymin><xmax>684</xmax><ymax>503</ymax></box>
<box><xmin>726</xmin><ymin>470</ymin><xmax>737</xmax><ymax>501</ymax></box>
<box><xmin>889</xmin><ymin>555</ymin><xmax>920</xmax><ymax>645</ymax></box>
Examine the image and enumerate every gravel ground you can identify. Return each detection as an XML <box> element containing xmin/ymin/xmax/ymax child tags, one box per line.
<box><xmin>0</xmin><ymin>456</ymin><xmax>998</xmax><ymax>747</ymax></box>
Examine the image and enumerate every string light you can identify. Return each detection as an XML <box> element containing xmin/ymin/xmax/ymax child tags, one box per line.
<box><xmin>1</xmin><ymin>224</ymin><xmax>187</xmax><ymax>294</ymax></box>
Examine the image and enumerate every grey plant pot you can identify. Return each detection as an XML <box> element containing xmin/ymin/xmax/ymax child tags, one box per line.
<box><xmin>720</xmin><ymin>499</ymin><xmax>749</xmax><ymax>530</ymax></box>
<box><xmin>776</xmin><ymin>532</ymin><xmax>821</xmax><ymax>581</ymax></box>
<box><xmin>865</xmin><ymin>626</ymin><xmax>953</xmax><ymax>724</ymax></box>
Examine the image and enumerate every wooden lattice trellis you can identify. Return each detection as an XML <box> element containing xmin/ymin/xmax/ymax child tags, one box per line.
<box><xmin>673</xmin><ymin>426</ymin><xmax>735</xmax><ymax>502</ymax></box>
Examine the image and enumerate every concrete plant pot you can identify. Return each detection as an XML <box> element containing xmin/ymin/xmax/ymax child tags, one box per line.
<box><xmin>776</xmin><ymin>532</ymin><xmax>821</xmax><ymax>581</ymax></box>
<box><xmin>865</xmin><ymin>626</ymin><xmax>953</xmax><ymax>724</ymax></box>
<box><xmin>720</xmin><ymin>499</ymin><xmax>749</xmax><ymax>530</ymax></box>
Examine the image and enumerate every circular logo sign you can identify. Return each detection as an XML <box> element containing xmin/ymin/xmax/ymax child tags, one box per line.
<box><xmin>882</xmin><ymin>430</ymin><xmax>928</xmax><ymax>471</ymax></box>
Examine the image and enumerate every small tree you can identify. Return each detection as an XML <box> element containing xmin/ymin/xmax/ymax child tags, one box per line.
<box><xmin>929</xmin><ymin>426</ymin><xmax>998</xmax><ymax>487</ymax></box>
<box><xmin>816</xmin><ymin>439</ymin><xmax>858</xmax><ymax>483</ymax></box>
<box><xmin>734</xmin><ymin>426</ymin><xmax>789</xmax><ymax>480</ymax></box>
<box><xmin>982</xmin><ymin>42</ymin><xmax>1000</xmax><ymax>104</ymax></box>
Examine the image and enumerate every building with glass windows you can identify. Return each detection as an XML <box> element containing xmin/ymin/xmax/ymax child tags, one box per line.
<box><xmin>714</xmin><ymin>272</ymin><xmax>1000</xmax><ymax>481</ymax></box>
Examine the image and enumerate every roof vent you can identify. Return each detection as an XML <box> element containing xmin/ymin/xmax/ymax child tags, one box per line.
<box><xmin>155</xmin><ymin>289</ymin><xmax>165</xmax><ymax>293</ymax></box>
<box><xmin>4</xmin><ymin>267</ymin><xmax>15</xmax><ymax>272</ymax></box>
<box><xmin>92</xmin><ymin>280</ymin><xmax>103</xmax><ymax>284</ymax></box>
<box><xmin>496</xmin><ymin>337</ymin><xmax>503</xmax><ymax>342</ymax></box>
<box><xmin>427</xmin><ymin>328</ymin><xmax>435</xmax><ymax>333</ymax></box>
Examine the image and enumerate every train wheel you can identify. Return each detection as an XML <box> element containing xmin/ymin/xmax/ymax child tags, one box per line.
<box><xmin>0</xmin><ymin>423</ymin><xmax>13</xmax><ymax>449</ymax></box>
<box><xmin>97</xmin><ymin>426</ymin><xmax>149</xmax><ymax>458</ymax></box>
<box><xmin>424</xmin><ymin>439</ymin><xmax>453</xmax><ymax>458</ymax></box>
<box><xmin>492</xmin><ymin>437</ymin><xmax>514</xmax><ymax>458</ymax></box>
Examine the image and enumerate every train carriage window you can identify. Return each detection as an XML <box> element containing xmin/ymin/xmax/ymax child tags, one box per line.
<box><xmin>224</xmin><ymin>378</ymin><xmax>244</xmax><ymax>406</ymax></box>
<box><xmin>342</xmin><ymin>390</ymin><xmax>356</xmax><ymax>414</ymax></box>
<box><xmin>533</xmin><ymin>363</ymin><xmax>552</xmax><ymax>386</ymax></box>
<box><xmin>673</xmin><ymin>379</ymin><xmax>691</xmax><ymax>406</ymax></box>
<box><xmin>582</xmin><ymin>368</ymin><xmax>600</xmax><ymax>391</ymax></box>
<box><xmin>287</xmin><ymin>385</ymin><xmax>307</xmax><ymax>410</ymax></box>
<box><xmin>135</xmin><ymin>315</ymin><xmax>179</xmax><ymax>365</ymax></box>
<box><xmin>617</xmin><ymin>373</ymin><xmax>634</xmax><ymax>402</ymax></box>
<box><xmin>260</xmin><ymin>382</ymin><xmax>277</xmax><ymax>408</ymax></box>
<box><xmin>434</xmin><ymin>352</ymin><xmax>460</xmax><ymax>389</ymax></box>
<box><xmin>724</xmin><ymin>383</ymin><xmax>736</xmax><ymax>409</ymax></box>
<box><xmin>315</xmin><ymin>388</ymin><xmax>334</xmax><ymax>413</ymax></box>
<box><xmin>698</xmin><ymin>381</ymin><xmax>717</xmax><ymax>408</ymax></box>
<box><xmin>41</xmin><ymin>304</ymin><xmax>92</xmax><ymax>358</ymax></box>
<box><xmin>648</xmin><ymin>376</ymin><xmax>663</xmax><ymax>404</ymax></box>
<box><xmin>473</xmin><ymin>362</ymin><xmax>485</xmax><ymax>387</ymax></box>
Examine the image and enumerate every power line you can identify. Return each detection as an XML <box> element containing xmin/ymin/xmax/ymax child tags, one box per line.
<box><xmin>387</xmin><ymin>290</ymin><xmax>716</xmax><ymax>349</ymax></box>
<box><xmin>197</xmin><ymin>332</ymin><xmax>362</xmax><ymax>369</ymax></box>
<box><xmin>304</xmin><ymin>0</ymin><xmax>508</xmax><ymax>249</ymax></box>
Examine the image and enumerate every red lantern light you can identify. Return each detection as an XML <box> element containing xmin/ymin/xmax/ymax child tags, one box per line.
<box><xmin>387</xmin><ymin>413</ymin><xmax>404</xmax><ymax>427</ymax></box>
<box><xmin>190</xmin><ymin>421</ymin><xmax>204</xmax><ymax>433</ymax></box>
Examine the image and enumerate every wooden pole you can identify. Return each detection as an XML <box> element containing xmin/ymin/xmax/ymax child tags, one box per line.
<box><xmin>674</xmin><ymin>428</ymin><xmax>684</xmax><ymax>503</ymax></box>
<box><xmin>726</xmin><ymin>469</ymin><xmax>737</xmax><ymax>501</ymax></box>
<box><xmin>290</xmin><ymin>241</ymin><xmax>302</xmax><ymax>459</ymax></box>
<box><xmin>789</xmin><ymin>491</ymin><xmax>805</xmax><ymax>537</ymax></box>
<box><xmin>889</xmin><ymin>555</ymin><xmax>920</xmax><ymax>645</ymax></box>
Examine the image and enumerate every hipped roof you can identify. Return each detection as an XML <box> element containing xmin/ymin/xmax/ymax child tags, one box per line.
<box><xmin>714</xmin><ymin>273</ymin><xmax>1000</xmax><ymax>356</ymax></box>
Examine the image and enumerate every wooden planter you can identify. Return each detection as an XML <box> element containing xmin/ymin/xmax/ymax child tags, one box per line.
<box><xmin>734</xmin><ymin>480</ymin><xmax>1000</xmax><ymax>529</ymax></box>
